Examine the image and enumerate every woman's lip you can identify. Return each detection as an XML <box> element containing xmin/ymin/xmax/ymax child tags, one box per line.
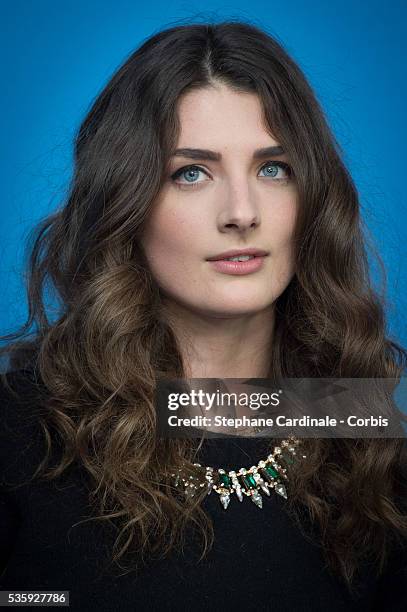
<box><xmin>207</xmin><ymin>249</ymin><xmax>269</xmax><ymax>260</ymax></box>
<box><xmin>207</xmin><ymin>256</ymin><xmax>267</xmax><ymax>275</ymax></box>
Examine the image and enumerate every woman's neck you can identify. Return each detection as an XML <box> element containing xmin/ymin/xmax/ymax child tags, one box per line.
<box><xmin>161</xmin><ymin>299</ymin><xmax>275</xmax><ymax>379</ymax></box>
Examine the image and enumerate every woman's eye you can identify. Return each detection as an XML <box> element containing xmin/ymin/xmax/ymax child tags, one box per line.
<box><xmin>259</xmin><ymin>161</ymin><xmax>292</xmax><ymax>181</ymax></box>
<box><xmin>170</xmin><ymin>165</ymin><xmax>209</xmax><ymax>187</ymax></box>
<box><xmin>170</xmin><ymin>161</ymin><xmax>292</xmax><ymax>189</ymax></box>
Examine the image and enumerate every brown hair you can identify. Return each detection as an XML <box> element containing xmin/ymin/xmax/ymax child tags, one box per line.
<box><xmin>1</xmin><ymin>19</ymin><xmax>406</xmax><ymax>593</ymax></box>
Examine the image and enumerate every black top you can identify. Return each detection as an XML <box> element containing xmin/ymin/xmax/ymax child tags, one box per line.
<box><xmin>0</xmin><ymin>369</ymin><xmax>406</xmax><ymax>611</ymax></box>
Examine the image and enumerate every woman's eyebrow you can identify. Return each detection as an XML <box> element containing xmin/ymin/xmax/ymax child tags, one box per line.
<box><xmin>171</xmin><ymin>145</ymin><xmax>285</xmax><ymax>161</ymax></box>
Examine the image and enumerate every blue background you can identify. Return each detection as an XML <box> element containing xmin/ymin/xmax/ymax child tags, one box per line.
<box><xmin>1</xmin><ymin>0</ymin><xmax>406</xmax><ymax>348</ymax></box>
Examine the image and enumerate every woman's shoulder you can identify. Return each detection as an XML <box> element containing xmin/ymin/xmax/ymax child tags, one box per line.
<box><xmin>0</xmin><ymin>367</ymin><xmax>50</xmax><ymax>484</ymax></box>
<box><xmin>0</xmin><ymin>364</ymin><xmax>46</xmax><ymax>406</ymax></box>
<box><xmin>0</xmin><ymin>366</ymin><xmax>47</xmax><ymax>426</ymax></box>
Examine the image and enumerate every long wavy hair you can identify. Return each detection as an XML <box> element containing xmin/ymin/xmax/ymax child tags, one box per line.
<box><xmin>1</xmin><ymin>20</ymin><xmax>407</xmax><ymax>593</ymax></box>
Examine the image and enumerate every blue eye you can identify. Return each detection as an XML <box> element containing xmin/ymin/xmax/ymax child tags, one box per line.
<box><xmin>259</xmin><ymin>162</ymin><xmax>292</xmax><ymax>180</ymax></box>
<box><xmin>170</xmin><ymin>161</ymin><xmax>292</xmax><ymax>189</ymax></box>
<box><xmin>172</xmin><ymin>165</ymin><xmax>204</xmax><ymax>184</ymax></box>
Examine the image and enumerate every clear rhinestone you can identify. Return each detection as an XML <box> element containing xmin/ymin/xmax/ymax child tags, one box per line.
<box><xmin>251</xmin><ymin>490</ymin><xmax>263</xmax><ymax>508</ymax></box>
<box><xmin>220</xmin><ymin>492</ymin><xmax>231</xmax><ymax>509</ymax></box>
<box><xmin>275</xmin><ymin>483</ymin><xmax>287</xmax><ymax>499</ymax></box>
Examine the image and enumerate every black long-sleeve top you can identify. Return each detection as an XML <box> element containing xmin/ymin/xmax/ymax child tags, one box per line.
<box><xmin>0</xmin><ymin>368</ymin><xmax>406</xmax><ymax>611</ymax></box>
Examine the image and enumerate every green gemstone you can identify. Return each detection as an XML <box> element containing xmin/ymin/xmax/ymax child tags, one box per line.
<box><xmin>243</xmin><ymin>474</ymin><xmax>256</xmax><ymax>488</ymax></box>
<box><xmin>281</xmin><ymin>453</ymin><xmax>294</xmax><ymax>465</ymax></box>
<box><xmin>219</xmin><ymin>473</ymin><xmax>231</xmax><ymax>487</ymax></box>
<box><xmin>265</xmin><ymin>465</ymin><xmax>279</xmax><ymax>479</ymax></box>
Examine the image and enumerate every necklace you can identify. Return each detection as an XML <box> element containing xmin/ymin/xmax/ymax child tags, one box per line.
<box><xmin>171</xmin><ymin>435</ymin><xmax>304</xmax><ymax>510</ymax></box>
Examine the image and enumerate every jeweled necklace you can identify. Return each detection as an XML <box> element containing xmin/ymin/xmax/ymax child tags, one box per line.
<box><xmin>171</xmin><ymin>435</ymin><xmax>305</xmax><ymax>510</ymax></box>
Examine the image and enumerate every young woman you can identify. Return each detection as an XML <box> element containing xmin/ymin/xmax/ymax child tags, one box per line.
<box><xmin>1</xmin><ymin>20</ymin><xmax>406</xmax><ymax>611</ymax></box>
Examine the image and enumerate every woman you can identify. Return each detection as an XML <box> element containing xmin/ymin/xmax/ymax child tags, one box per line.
<box><xmin>1</xmin><ymin>20</ymin><xmax>406</xmax><ymax>611</ymax></box>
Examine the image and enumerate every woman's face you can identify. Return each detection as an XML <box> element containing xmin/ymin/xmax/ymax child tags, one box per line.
<box><xmin>141</xmin><ymin>84</ymin><xmax>298</xmax><ymax>319</ymax></box>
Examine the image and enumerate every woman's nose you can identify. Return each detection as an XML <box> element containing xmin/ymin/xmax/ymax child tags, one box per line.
<box><xmin>217</xmin><ymin>182</ymin><xmax>260</xmax><ymax>233</ymax></box>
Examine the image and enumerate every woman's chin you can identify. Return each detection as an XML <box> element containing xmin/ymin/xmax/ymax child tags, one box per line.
<box><xmin>192</xmin><ymin>300</ymin><xmax>274</xmax><ymax>319</ymax></box>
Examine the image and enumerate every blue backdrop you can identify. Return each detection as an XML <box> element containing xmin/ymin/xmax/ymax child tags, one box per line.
<box><xmin>1</xmin><ymin>0</ymin><xmax>406</xmax><ymax>348</ymax></box>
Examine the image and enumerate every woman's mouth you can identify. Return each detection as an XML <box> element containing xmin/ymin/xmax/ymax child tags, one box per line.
<box><xmin>207</xmin><ymin>254</ymin><xmax>267</xmax><ymax>275</ymax></box>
